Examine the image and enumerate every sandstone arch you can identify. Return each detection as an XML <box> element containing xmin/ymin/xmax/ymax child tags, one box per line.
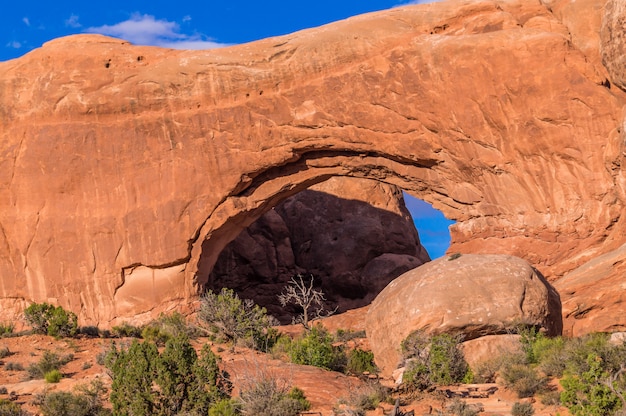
<box><xmin>1</xmin><ymin>0</ymin><xmax>625</xmax><ymax>329</ymax></box>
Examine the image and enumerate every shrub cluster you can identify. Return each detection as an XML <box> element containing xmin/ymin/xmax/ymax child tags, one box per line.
<box><xmin>24</xmin><ymin>302</ymin><xmax>78</xmax><ymax>338</ymax></box>
<box><xmin>106</xmin><ymin>334</ymin><xmax>232</xmax><ymax>415</ymax></box>
<box><xmin>198</xmin><ymin>288</ymin><xmax>279</xmax><ymax>351</ymax></box>
<box><xmin>37</xmin><ymin>380</ymin><xmax>110</xmax><ymax>416</ymax></box>
<box><xmin>401</xmin><ymin>331</ymin><xmax>471</xmax><ymax>391</ymax></box>
<box><xmin>283</xmin><ymin>325</ymin><xmax>346</xmax><ymax>372</ymax></box>
<box><xmin>0</xmin><ymin>399</ymin><xmax>29</xmax><ymax>416</ymax></box>
<box><xmin>334</xmin><ymin>382</ymin><xmax>389</xmax><ymax>416</ymax></box>
<box><xmin>237</xmin><ymin>374</ymin><xmax>310</xmax><ymax>416</ymax></box>
<box><xmin>27</xmin><ymin>350</ymin><xmax>73</xmax><ymax>380</ymax></box>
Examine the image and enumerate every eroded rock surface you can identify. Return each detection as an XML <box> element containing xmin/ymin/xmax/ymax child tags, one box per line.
<box><xmin>208</xmin><ymin>177</ymin><xmax>429</xmax><ymax>322</ymax></box>
<box><xmin>555</xmin><ymin>243</ymin><xmax>626</xmax><ymax>337</ymax></box>
<box><xmin>0</xmin><ymin>0</ymin><xmax>625</xmax><ymax>327</ymax></box>
<box><xmin>365</xmin><ymin>254</ymin><xmax>562</xmax><ymax>376</ymax></box>
<box><xmin>601</xmin><ymin>0</ymin><xmax>626</xmax><ymax>91</ymax></box>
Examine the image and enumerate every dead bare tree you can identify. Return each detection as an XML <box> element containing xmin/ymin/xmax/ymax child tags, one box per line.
<box><xmin>278</xmin><ymin>274</ymin><xmax>336</xmax><ymax>329</ymax></box>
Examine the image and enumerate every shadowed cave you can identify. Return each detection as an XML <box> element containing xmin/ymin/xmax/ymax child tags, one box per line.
<box><xmin>204</xmin><ymin>178</ymin><xmax>450</xmax><ymax>323</ymax></box>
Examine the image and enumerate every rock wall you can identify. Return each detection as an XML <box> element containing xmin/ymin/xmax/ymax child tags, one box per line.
<box><xmin>208</xmin><ymin>177</ymin><xmax>430</xmax><ymax>322</ymax></box>
<box><xmin>0</xmin><ymin>0</ymin><xmax>625</xmax><ymax>328</ymax></box>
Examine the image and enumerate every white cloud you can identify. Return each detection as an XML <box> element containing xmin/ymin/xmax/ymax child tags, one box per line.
<box><xmin>85</xmin><ymin>14</ymin><xmax>229</xmax><ymax>50</ymax></box>
<box><xmin>182</xmin><ymin>15</ymin><xmax>192</xmax><ymax>23</ymax></box>
<box><xmin>6</xmin><ymin>41</ymin><xmax>22</xmax><ymax>49</ymax></box>
<box><xmin>22</xmin><ymin>17</ymin><xmax>30</xmax><ymax>26</ymax></box>
<box><xmin>65</xmin><ymin>14</ymin><xmax>81</xmax><ymax>28</ymax></box>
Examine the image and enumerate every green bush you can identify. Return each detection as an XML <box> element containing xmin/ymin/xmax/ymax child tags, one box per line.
<box><xmin>44</xmin><ymin>369</ymin><xmax>62</xmax><ymax>383</ymax></box>
<box><xmin>209</xmin><ymin>399</ymin><xmax>241</xmax><ymax>416</ymax></box>
<box><xmin>28</xmin><ymin>351</ymin><xmax>73</xmax><ymax>379</ymax></box>
<box><xmin>501</xmin><ymin>363</ymin><xmax>548</xmax><ymax>398</ymax></box>
<box><xmin>0</xmin><ymin>399</ymin><xmax>28</xmax><ymax>416</ymax></box>
<box><xmin>199</xmin><ymin>288</ymin><xmax>278</xmax><ymax>351</ymax></box>
<box><xmin>38</xmin><ymin>380</ymin><xmax>110</xmax><ymax>416</ymax></box>
<box><xmin>0</xmin><ymin>322</ymin><xmax>14</xmax><ymax>337</ymax></box>
<box><xmin>141</xmin><ymin>311</ymin><xmax>198</xmax><ymax>346</ymax></box>
<box><xmin>288</xmin><ymin>325</ymin><xmax>346</xmax><ymax>372</ymax></box>
<box><xmin>511</xmin><ymin>401</ymin><xmax>535</xmax><ymax>416</ymax></box>
<box><xmin>24</xmin><ymin>303</ymin><xmax>78</xmax><ymax>338</ymax></box>
<box><xmin>560</xmin><ymin>352</ymin><xmax>622</xmax><ymax>416</ymax></box>
<box><xmin>346</xmin><ymin>349</ymin><xmax>377</xmax><ymax>375</ymax></box>
<box><xmin>111</xmin><ymin>322</ymin><xmax>143</xmax><ymax>338</ymax></box>
<box><xmin>401</xmin><ymin>331</ymin><xmax>470</xmax><ymax>390</ymax></box>
<box><xmin>107</xmin><ymin>335</ymin><xmax>232</xmax><ymax>416</ymax></box>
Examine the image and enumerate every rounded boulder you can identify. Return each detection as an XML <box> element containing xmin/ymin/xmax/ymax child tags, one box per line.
<box><xmin>365</xmin><ymin>254</ymin><xmax>562</xmax><ymax>376</ymax></box>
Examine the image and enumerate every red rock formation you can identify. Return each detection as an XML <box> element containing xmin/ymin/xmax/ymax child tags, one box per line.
<box><xmin>0</xmin><ymin>0</ymin><xmax>625</xmax><ymax>328</ymax></box>
<box><xmin>365</xmin><ymin>254</ymin><xmax>561</xmax><ymax>376</ymax></box>
<box><xmin>208</xmin><ymin>177</ymin><xmax>429</xmax><ymax>322</ymax></box>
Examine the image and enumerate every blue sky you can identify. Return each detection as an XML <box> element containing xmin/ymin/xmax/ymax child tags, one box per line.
<box><xmin>1</xmin><ymin>0</ymin><xmax>440</xmax><ymax>61</ymax></box>
<box><xmin>1</xmin><ymin>0</ymin><xmax>452</xmax><ymax>258</ymax></box>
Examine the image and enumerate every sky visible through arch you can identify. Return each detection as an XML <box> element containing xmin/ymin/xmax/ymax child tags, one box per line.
<box><xmin>403</xmin><ymin>193</ymin><xmax>454</xmax><ymax>259</ymax></box>
<box><xmin>2</xmin><ymin>0</ymin><xmax>451</xmax><ymax>256</ymax></box>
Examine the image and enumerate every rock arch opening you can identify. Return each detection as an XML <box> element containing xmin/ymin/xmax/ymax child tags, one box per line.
<box><xmin>201</xmin><ymin>176</ymin><xmax>450</xmax><ymax>323</ymax></box>
<box><xmin>402</xmin><ymin>192</ymin><xmax>455</xmax><ymax>260</ymax></box>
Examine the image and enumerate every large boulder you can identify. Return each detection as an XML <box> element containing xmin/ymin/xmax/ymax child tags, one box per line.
<box><xmin>365</xmin><ymin>254</ymin><xmax>562</xmax><ymax>376</ymax></box>
<box><xmin>207</xmin><ymin>177</ymin><xmax>430</xmax><ymax>322</ymax></box>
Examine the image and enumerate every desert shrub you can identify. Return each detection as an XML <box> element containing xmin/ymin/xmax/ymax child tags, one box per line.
<box><xmin>198</xmin><ymin>288</ymin><xmax>278</xmax><ymax>350</ymax></box>
<box><xmin>4</xmin><ymin>362</ymin><xmax>24</xmax><ymax>371</ymax></box>
<box><xmin>534</xmin><ymin>336</ymin><xmax>567</xmax><ymax>377</ymax></box>
<box><xmin>511</xmin><ymin>402</ymin><xmax>535</xmax><ymax>416</ymax></box>
<box><xmin>0</xmin><ymin>347</ymin><xmax>10</xmax><ymax>359</ymax></box>
<box><xmin>446</xmin><ymin>398</ymin><xmax>480</xmax><ymax>416</ymax></box>
<box><xmin>402</xmin><ymin>331</ymin><xmax>470</xmax><ymax>390</ymax></box>
<box><xmin>24</xmin><ymin>303</ymin><xmax>78</xmax><ymax>338</ymax></box>
<box><xmin>110</xmin><ymin>322</ymin><xmax>142</xmax><ymax>338</ymax></box>
<box><xmin>0</xmin><ymin>323</ymin><xmax>14</xmax><ymax>337</ymax></box>
<box><xmin>346</xmin><ymin>349</ymin><xmax>377</xmax><ymax>375</ymax></box>
<box><xmin>78</xmin><ymin>326</ymin><xmax>101</xmax><ymax>338</ymax></box>
<box><xmin>501</xmin><ymin>363</ymin><xmax>548</xmax><ymax>398</ymax></box>
<box><xmin>107</xmin><ymin>335</ymin><xmax>232</xmax><ymax>416</ymax></box>
<box><xmin>288</xmin><ymin>325</ymin><xmax>346</xmax><ymax>372</ymax></box>
<box><xmin>44</xmin><ymin>369</ymin><xmax>62</xmax><ymax>383</ymax></box>
<box><xmin>27</xmin><ymin>351</ymin><xmax>72</xmax><ymax>379</ymax></box>
<box><xmin>334</xmin><ymin>382</ymin><xmax>388</xmax><ymax>416</ymax></box>
<box><xmin>107</xmin><ymin>340</ymin><xmax>159</xmax><ymax>415</ymax></box>
<box><xmin>335</xmin><ymin>329</ymin><xmax>366</xmax><ymax>342</ymax></box>
<box><xmin>238</xmin><ymin>371</ymin><xmax>310</xmax><ymax>416</ymax></box>
<box><xmin>38</xmin><ymin>380</ymin><xmax>110</xmax><ymax>416</ymax></box>
<box><xmin>0</xmin><ymin>399</ymin><xmax>28</xmax><ymax>416</ymax></box>
<box><xmin>209</xmin><ymin>399</ymin><xmax>241</xmax><ymax>416</ymax></box>
<box><xmin>560</xmin><ymin>352</ymin><xmax>623</xmax><ymax>416</ymax></box>
<box><xmin>141</xmin><ymin>311</ymin><xmax>198</xmax><ymax>346</ymax></box>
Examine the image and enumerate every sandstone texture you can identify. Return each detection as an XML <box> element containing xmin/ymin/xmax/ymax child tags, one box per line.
<box><xmin>555</xmin><ymin>243</ymin><xmax>626</xmax><ymax>337</ymax></box>
<box><xmin>208</xmin><ymin>177</ymin><xmax>429</xmax><ymax>322</ymax></box>
<box><xmin>601</xmin><ymin>0</ymin><xmax>626</xmax><ymax>91</ymax></box>
<box><xmin>461</xmin><ymin>334</ymin><xmax>522</xmax><ymax>371</ymax></box>
<box><xmin>365</xmin><ymin>254</ymin><xmax>562</xmax><ymax>376</ymax></box>
<box><xmin>1</xmin><ymin>0</ymin><xmax>626</xmax><ymax>328</ymax></box>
